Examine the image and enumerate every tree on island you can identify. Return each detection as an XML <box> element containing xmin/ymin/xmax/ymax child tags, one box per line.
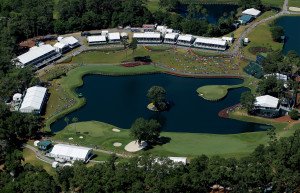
<box><xmin>130</xmin><ymin>117</ymin><xmax>161</xmax><ymax>144</ymax></box>
<box><xmin>147</xmin><ymin>86</ymin><xmax>168</xmax><ymax>111</ymax></box>
<box><xmin>240</xmin><ymin>91</ymin><xmax>256</xmax><ymax>113</ymax></box>
<box><xmin>289</xmin><ymin>109</ymin><xmax>298</xmax><ymax>120</ymax></box>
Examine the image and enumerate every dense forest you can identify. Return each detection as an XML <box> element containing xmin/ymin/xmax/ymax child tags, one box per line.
<box><xmin>0</xmin><ymin>0</ymin><xmax>299</xmax><ymax>192</ymax></box>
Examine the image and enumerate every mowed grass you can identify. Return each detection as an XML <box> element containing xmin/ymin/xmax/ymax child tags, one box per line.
<box><xmin>22</xmin><ymin>148</ymin><xmax>56</xmax><ymax>176</ymax></box>
<box><xmin>70</xmin><ymin>46</ymin><xmax>239</xmax><ymax>75</ymax></box>
<box><xmin>243</xmin><ymin>21</ymin><xmax>283</xmax><ymax>59</ymax></box>
<box><xmin>289</xmin><ymin>0</ymin><xmax>300</xmax><ymax>7</ymax></box>
<box><xmin>197</xmin><ymin>84</ymin><xmax>242</xmax><ymax>101</ymax></box>
<box><xmin>52</xmin><ymin>115</ymin><xmax>297</xmax><ymax>158</ymax></box>
<box><xmin>53</xmin><ymin>121</ymin><xmax>133</xmax><ymax>153</ymax></box>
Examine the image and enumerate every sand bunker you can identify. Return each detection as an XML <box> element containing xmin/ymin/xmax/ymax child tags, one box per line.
<box><xmin>112</xmin><ymin>128</ymin><xmax>121</xmax><ymax>132</ymax></box>
<box><xmin>289</xmin><ymin>7</ymin><xmax>300</xmax><ymax>12</ymax></box>
<box><xmin>113</xmin><ymin>142</ymin><xmax>122</xmax><ymax>147</ymax></box>
<box><xmin>124</xmin><ymin>140</ymin><xmax>147</xmax><ymax>152</ymax></box>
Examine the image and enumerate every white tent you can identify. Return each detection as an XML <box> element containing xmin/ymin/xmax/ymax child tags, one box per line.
<box><xmin>87</xmin><ymin>35</ymin><xmax>107</xmax><ymax>45</ymax></box>
<box><xmin>54</xmin><ymin>42</ymin><xmax>69</xmax><ymax>53</ymax></box>
<box><xmin>19</xmin><ymin>86</ymin><xmax>47</xmax><ymax>113</ymax></box>
<box><xmin>59</xmin><ymin>36</ymin><xmax>80</xmax><ymax>48</ymax></box>
<box><xmin>15</xmin><ymin>44</ymin><xmax>57</xmax><ymax>67</ymax></box>
<box><xmin>242</xmin><ymin>8</ymin><xmax>261</xmax><ymax>18</ymax></box>
<box><xmin>255</xmin><ymin>95</ymin><xmax>279</xmax><ymax>109</ymax></box>
<box><xmin>264</xmin><ymin>73</ymin><xmax>288</xmax><ymax>82</ymax></box>
<box><xmin>108</xmin><ymin>32</ymin><xmax>121</xmax><ymax>43</ymax></box>
<box><xmin>48</xmin><ymin>144</ymin><xmax>93</xmax><ymax>162</ymax></box>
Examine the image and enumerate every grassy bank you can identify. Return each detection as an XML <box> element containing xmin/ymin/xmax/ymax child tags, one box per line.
<box><xmin>22</xmin><ymin>148</ymin><xmax>55</xmax><ymax>176</ymax></box>
<box><xmin>242</xmin><ymin>21</ymin><xmax>283</xmax><ymax>60</ymax></box>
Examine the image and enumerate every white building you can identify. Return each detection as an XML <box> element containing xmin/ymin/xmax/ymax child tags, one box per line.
<box><xmin>14</xmin><ymin>44</ymin><xmax>61</xmax><ymax>68</ymax></box>
<box><xmin>19</xmin><ymin>86</ymin><xmax>47</xmax><ymax>114</ymax></box>
<box><xmin>87</xmin><ymin>35</ymin><xmax>107</xmax><ymax>45</ymax></box>
<box><xmin>133</xmin><ymin>32</ymin><xmax>162</xmax><ymax>43</ymax></box>
<box><xmin>53</xmin><ymin>42</ymin><xmax>70</xmax><ymax>53</ymax></box>
<box><xmin>48</xmin><ymin>144</ymin><xmax>93</xmax><ymax>163</ymax></box>
<box><xmin>177</xmin><ymin>35</ymin><xmax>195</xmax><ymax>46</ymax></box>
<box><xmin>222</xmin><ymin>37</ymin><xmax>234</xmax><ymax>44</ymax></box>
<box><xmin>164</xmin><ymin>33</ymin><xmax>179</xmax><ymax>44</ymax></box>
<box><xmin>255</xmin><ymin>95</ymin><xmax>279</xmax><ymax>109</ymax></box>
<box><xmin>108</xmin><ymin>32</ymin><xmax>121</xmax><ymax>43</ymax></box>
<box><xmin>242</xmin><ymin>8</ymin><xmax>261</xmax><ymax>18</ymax></box>
<box><xmin>264</xmin><ymin>73</ymin><xmax>288</xmax><ymax>82</ymax></box>
<box><xmin>58</xmin><ymin>36</ymin><xmax>80</xmax><ymax>48</ymax></box>
<box><xmin>193</xmin><ymin>37</ymin><xmax>227</xmax><ymax>51</ymax></box>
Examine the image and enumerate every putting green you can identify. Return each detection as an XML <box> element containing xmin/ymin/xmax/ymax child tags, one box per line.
<box><xmin>197</xmin><ymin>85</ymin><xmax>241</xmax><ymax>101</ymax></box>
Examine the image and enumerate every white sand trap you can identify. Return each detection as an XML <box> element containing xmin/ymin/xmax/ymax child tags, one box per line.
<box><xmin>112</xmin><ymin>128</ymin><xmax>121</xmax><ymax>132</ymax></box>
<box><xmin>113</xmin><ymin>142</ymin><xmax>122</xmax><ymax>147</ymax></box>
<box><xmin>124</xmin><ymin>140</ymin><xmax>147</xmax><ymax>152</ymax></box>
<box><xmin>68</xmin><ymin>137</ymin><xmax>73</xmax><ymax>140</ymax></box>
<box><xmin>289</xmin><ymin>7</ymin><xmax>300</xmax><ymax>12</ymax></box>
<box><xmin>79</xmin><ymin>136</ymin><xmax>83</xmax><ymax>139</ymax></box>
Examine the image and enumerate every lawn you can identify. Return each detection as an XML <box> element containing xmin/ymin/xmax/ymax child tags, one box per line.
<box><xmin>52</xmin><ymin>113</ymin><xmax>298</xmax><ymax>158</ymax></box>
<box><xmin>22</xmin><ymin>148</ymin><xmax>56</xmax><ymax>176</ymax></box>
<box><xmin>289</xmin><ymin>0</ymin><xmax>300</xmax><ymax>7</ymax></box>
<box><xmin>242</xmin><ymin>21</ymin><xmax>283</xmax><ymax>60</ymax></box>
<box><xmin>70</xmin><ymin>47</ymin><xmax>240</xmax><ymax>75</ymax></box>
<box><xmin>197</xmin><ymin>84</ymin><xmax>242</xmax><ymax>101</ymax></box>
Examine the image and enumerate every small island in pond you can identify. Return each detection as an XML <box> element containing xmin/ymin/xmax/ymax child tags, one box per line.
<box><xmin>147</xmin><ymin>86</ymin><xmax>169</xmax><ymax>112</ymax></box>
<box><xmin>197</xmin><ymin>85</ymin><xmax>241</xmax><ymax>101</ymax></box>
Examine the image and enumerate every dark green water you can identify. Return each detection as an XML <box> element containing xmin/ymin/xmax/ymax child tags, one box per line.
<box><xmin>178</xmin><ymin>4</ymin><xmax>238</xmax><ymax>24</ymax></box>
<box><xmin>276</xmin><ymin>16</ymin><xmax>300</xmax><ymax>54</ymax></box>
<box><xmin>51</xmin><ymin>74</ymin><xmax>271</xmax><ymax>134</ymax></box>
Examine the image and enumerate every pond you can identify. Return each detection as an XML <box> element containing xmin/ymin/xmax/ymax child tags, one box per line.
<box><xmin>276</xmin><ymin>16</ymin><xmax>300</xmax><ymax>54</ymax></box>
<box><xmin>178</xmin><ymin>4</ymin><xmax>239</xmax><ymax>24</ymax></box>
<box><xmin>51</xmin><ymin>74</ymin><xmax>271</xmax><ymax>134</ymax></box>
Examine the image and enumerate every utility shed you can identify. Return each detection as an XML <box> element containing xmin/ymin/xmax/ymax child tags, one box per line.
<box><xmin>48</xmin><ymin>144</ymin><xmax>93</xmax><ymax>162</ymax></box>
<box><xmin>19</xmin><ymin>86</ymin><xmax>47</xmax><ymax>114</ymax></box>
